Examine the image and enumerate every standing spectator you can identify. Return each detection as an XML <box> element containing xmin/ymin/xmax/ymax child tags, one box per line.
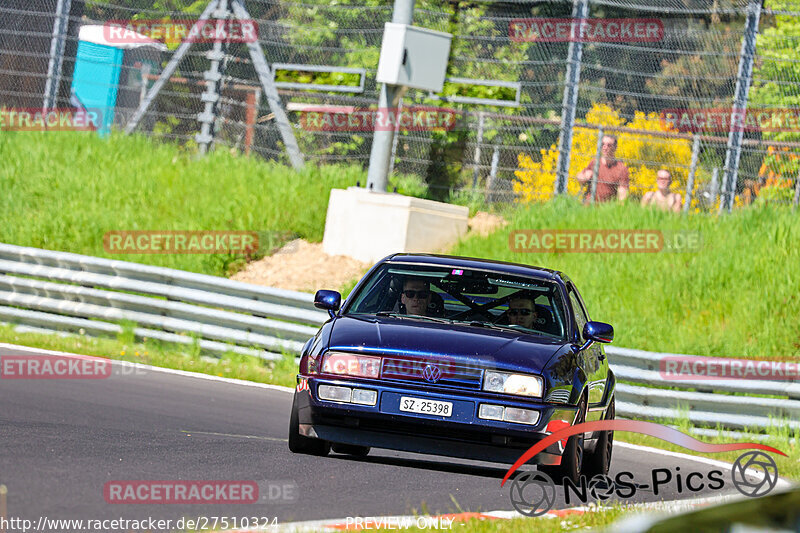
<box><xmin>641</xmin><ymin>170</ymin><xmax>682</xmax><ymax>213</ymax></box>
<box><xmin>576</xmin><ymin>134</ymin><xmax>630</xmax><ymax>203</ymax></box>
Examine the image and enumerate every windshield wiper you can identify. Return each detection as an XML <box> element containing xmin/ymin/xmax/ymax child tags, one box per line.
<box><xmin>451</xmin><ymin>320</ymin><xmax>526</xmax><ymax>333</ymax></box>
<box><xmin>374</xmin><ymin>312</ymin><xmax>452</xmax><ymax>324</ymax></box>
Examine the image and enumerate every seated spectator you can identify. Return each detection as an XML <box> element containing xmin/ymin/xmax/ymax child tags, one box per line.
<box><xmin>641</xmin><ymin>170</ymin><xmax>682</xmax><ymax>213</ymax></box>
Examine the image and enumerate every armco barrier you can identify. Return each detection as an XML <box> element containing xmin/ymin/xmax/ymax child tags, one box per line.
<box><xmin>0</xmin><ymin>243</ymin><xmax>797</xmax><ymax>431</ymax></box>
<box><xmin>0</xmin><ymin>243</ymin><xmax>327</xmax><ymax>361</ymax></box>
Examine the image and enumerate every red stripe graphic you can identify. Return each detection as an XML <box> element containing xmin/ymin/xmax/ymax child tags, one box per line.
<box><xmin>500</xmin><ymin>419</ymin><xmax>785</xmax><ymax>487</ymax></box>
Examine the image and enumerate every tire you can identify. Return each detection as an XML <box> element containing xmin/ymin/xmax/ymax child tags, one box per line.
<box><xmin>331</xmin><ymin>443</ymin><xmax>371</xmax><ymax>457</ymax></box>
<box><xmin>539</xmin><ymin>396</ymin><xmax>586</xmax><ymax>484</ymax></box>
<box><xmin>583</xmin><ymin>396</ymin><xmax>615</xmax><ymax>478</ymax></box>
<box><xmin>288</xmin><ymin>394</ymin><xmax>330</xmax><ymax>456</ymax></box>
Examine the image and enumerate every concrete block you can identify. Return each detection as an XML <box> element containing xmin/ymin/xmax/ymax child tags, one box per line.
<box><xmin>322</xmin><ymin>187</ymin><xmax>469</xmax><ymax>263</ymax></box>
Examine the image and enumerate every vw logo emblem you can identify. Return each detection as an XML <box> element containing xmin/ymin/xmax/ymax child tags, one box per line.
<box><xmin>422</xmin><ymin>364</ymin><xmax>442</xmax><ymax>383</ymax></box>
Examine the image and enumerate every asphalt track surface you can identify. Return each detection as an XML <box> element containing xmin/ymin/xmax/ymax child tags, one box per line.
<box><xmin>0</xmin><ymin>345</ymin><xmax>756</xmax><ymax>528</ymax></box>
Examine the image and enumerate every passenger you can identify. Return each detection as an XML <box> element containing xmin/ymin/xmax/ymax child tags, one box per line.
<box><xmin>507</xmin><ymin>294</ymin><xmax>538</xmax><ymax>329</ymax></box>
<box><xmin>400</xmin><ymin>278</ymin><xmax>432</xmax><ymax>316</ymax></box>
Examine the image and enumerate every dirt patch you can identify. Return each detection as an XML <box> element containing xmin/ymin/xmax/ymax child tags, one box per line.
<box><xmin>468</xmin><ymin>211</ymin><xmax>508</xmax><ymax>237</ymax></box>
<box><xmin>231</xmin><ymin>239</ymin><xmax>370</xmax><ymax>293</ymax></box>
<box><xmin>231</xmin><ymin>212</ymin><xmax>508</xmax><ymax>292</ymax></box>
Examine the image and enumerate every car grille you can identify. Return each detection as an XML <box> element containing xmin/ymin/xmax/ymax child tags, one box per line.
<box><xmin>380</xmin><ymin>356</ymin><xmax>484</xmax><ymax>390</ymax></box>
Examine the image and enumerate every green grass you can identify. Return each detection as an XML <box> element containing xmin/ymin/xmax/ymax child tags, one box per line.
<box><xmin>0</xmin><ymin>323</ymin><xmax>298</xmax><ymax>388</ymax></box>
<box><xmin>413</xmin><ymin>506</ymin><xmax>627</xmax><ymax>532</ymax></box>
<box><xmin>451</xmin><ymin>197</ymin><xmax>800</xmax><ymax>359</ymax></box>
<box><xmin>0</xmin><ymin>131</ymin><xmax>363</xmax><ymax>277</ymax></box>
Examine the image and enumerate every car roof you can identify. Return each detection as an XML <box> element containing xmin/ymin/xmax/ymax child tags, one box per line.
<box><xmin>385</xmin><ymin>253</ymin><xmax>563</xmax><ymax>282</ymax></box>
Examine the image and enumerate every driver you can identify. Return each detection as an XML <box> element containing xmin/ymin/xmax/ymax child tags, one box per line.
<box><xmin>507</xmin><ymin>294</ymin><xmax>537</xmax><ymax>329</ymax></box>
<box><xmin>400</xmin><ymin>278</ymin><xmax>432</xmax><ymax>316</ymax></box>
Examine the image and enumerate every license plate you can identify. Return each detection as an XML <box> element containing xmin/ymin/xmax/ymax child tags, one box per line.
<box><xmin>399</xmin><ymin>396</ymin><xmax>453</xmax><ymax>417</ymax></box>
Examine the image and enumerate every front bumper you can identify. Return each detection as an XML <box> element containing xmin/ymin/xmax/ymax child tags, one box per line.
<box><xmin>295</xmin><ymin>376</ymin><xmax>580</xmax><ymax>465</ymax></box>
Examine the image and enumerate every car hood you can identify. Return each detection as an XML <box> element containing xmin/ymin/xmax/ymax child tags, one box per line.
<box><xmin>329</xmin><ymin>315</ymin><xmax>564</xmax><ymax>373</ymax></box>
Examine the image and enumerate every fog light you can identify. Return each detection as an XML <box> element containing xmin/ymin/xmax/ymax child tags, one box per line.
<box><xmin>478</xmin><ymin>404</ymin><xmax>504</xmax><ymax>421</ymax></box>
<box><xmin>503</xmin><ymin>407</ymin><xmax>540</xmax><ymax>425</ymax></box>
<box><xmin>352</xmin><ymin>388</ymin><xmax>377</xmax><ymax>406</ymax></box>
<box><xmin>318</xmin><ymin>385</ymin><xmax>352</xmax><ymax>403</ymax></box>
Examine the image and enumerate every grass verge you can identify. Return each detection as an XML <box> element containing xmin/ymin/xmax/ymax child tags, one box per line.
<box><xmin>0</xmin><ymin>131</ymin><xmax>363</xmax><ymax>277</ymax></box>
<box><xmin>411</xmin><ymin>506</ymin><xmax>627</xmax><ymax>532</ymax></box>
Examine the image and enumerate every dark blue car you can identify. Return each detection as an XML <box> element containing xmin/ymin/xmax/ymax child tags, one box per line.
<box><xmin>289</xmin><ymin>254</ymin><xmax>615</xmax><ymax>482</ymax></box>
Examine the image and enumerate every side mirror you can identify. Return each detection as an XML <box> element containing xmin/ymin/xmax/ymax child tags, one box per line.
<box><xmin>575</xmin><ymin>321</ymin><xmax>614</xmax><ymax>355</ymax></box>
<box><xmin>314</xmin><ymin>290</ymin><xmax>341</xmax><ymax>318</ymax></box>
<box><xmin>584</xmin><ymin>321</ymin><xmax>614</xmax><ymax>344</ymax></box>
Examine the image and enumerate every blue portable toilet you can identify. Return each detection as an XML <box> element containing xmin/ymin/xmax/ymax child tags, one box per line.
<box><xmin>71</xmin><ymin>25</ymin><xmax>166</xmax><ymax>135</ymax></box>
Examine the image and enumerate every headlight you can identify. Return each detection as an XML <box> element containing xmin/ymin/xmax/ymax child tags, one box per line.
<box><xmin>483</xmin><ymin>371</ymin><xmax>543</xmax><ymax>398</ymax></box>
<box><xmin>321</xmin><ymin>351</ymin><xmax>381</xmax><ymax>379</ymax></box>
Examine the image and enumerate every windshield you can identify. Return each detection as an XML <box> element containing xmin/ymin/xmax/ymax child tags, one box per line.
<box><xmin>343</xmin><ymin>262</ymin><xmax>568</xmax><ymax>340</ymax></box>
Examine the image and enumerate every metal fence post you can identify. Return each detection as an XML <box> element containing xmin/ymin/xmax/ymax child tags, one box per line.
<box><xmin>589</xmin><ymin>127</ymin><xmax>603</xmax><ymax>204</ymax></box>
<box><xmin>721</xmin><ymin>0</ymin><xmax>761</xmax><ymax>212</ymax></box>
<box><xmin>554</xmin><ymin>0</ymin><xmax>588</xmax><ymax>196</ymax></box>
<box><xmin>709</xmin><ymin>167</ymin><xmax>720</xmax><ymax>209</ymax></box>
<box><xmin>42</xmin><ymin>0</ymin><xmax>73</xmax><ymax>111</ymax></box>
<box><xmin>471</xmin><ymin>111</ymin><xmax>485</xmax><ymax>188</ymax></box>
<box><xmin>793</xmin><ymin>169</ymin><xmax>800</xmax><ymax>211</ymax></box>
<box><xmin>718</xmin><ymin>167</ymin><xmax>727</xmax><ymax>215</ymax></box>
<box><xmin>196</xmin><ymin>0</ymin><xmax>229</xmax><ymax>154</ymax></box>
<box><xmin>487</xmin><ymin>145</ymin><xmax>500</xmax><ymax>203</ymax></box>
<box><xmin>684</xmin><ymin>134</ymin><xmax>701</xmax><ymax>213</ymax></box>
<box><xmin>366</xmin><ymin>0</ymin><xmax>415</xmax><ymax>192</ymax></box>
<box><xmin>388</xmin><ymin>99</ymin><xmax>402</xmax><ymax>177</ymax></box>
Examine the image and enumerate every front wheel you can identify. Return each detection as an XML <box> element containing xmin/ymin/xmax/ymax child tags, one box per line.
<box><xmin>583</xmin><ymin>396</ymin><xmax>614</xmax><ymax>477</ymax></box>
<box><xmin>288</xmin><ymin>394</ymin><xmax>330</xmax><ymax>456</ymax></box>
<box><xmin>539</xmin><ymin>396</ymin><xmax>586</xmax><ymax>484</ymax></box>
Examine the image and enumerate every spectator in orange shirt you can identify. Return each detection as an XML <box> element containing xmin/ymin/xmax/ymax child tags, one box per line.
<box><xmin>576</xmin><ymin>134</ymin><xmax>630</xmax><ymax>202</ymax></box>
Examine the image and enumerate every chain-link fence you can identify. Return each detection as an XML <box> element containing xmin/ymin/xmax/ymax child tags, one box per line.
<box><xmin>2</xmin><ymin>0</ymin><xmax>800</xmax><ymax>210</ymax></box>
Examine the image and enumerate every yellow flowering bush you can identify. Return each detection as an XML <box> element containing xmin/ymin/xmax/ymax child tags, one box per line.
<box><xmin>514</xmin><ymin>103</ymin><xmax>694</xmax><ymax>202</ymax></box>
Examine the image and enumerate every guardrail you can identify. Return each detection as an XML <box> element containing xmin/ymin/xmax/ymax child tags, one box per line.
<box><xmin>0</xmin><ymin>243</ymin><xmax>797</xmax><ymax>432</ymax></box>
<box><xmin>0</xmin><ymin>243</ymin><xmax>327</xmax><ymax>361</ymax></box>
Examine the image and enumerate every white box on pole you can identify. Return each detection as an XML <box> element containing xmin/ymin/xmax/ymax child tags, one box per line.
<box><xmin>375</xmin><ymin>23</ymin><xmax>452</xmax><ymax>92</ymax></box>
